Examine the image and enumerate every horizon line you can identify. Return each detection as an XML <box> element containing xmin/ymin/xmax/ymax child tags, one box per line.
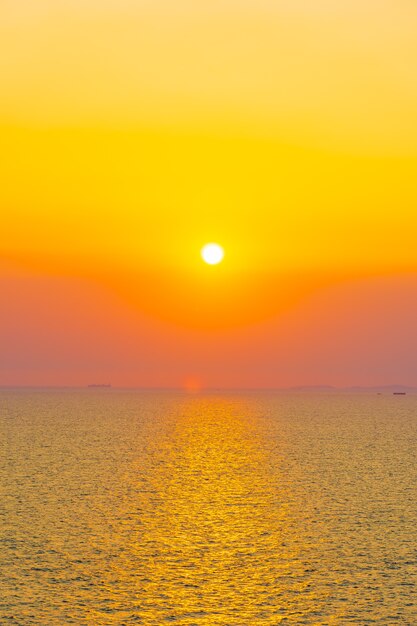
<box><xmin>0</xmin><ymin>384</ymin><xmax>416</xmax><ymax>393</ymax></box>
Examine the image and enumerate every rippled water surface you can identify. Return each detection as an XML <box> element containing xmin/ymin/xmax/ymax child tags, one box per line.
<box><xmin>1</xmin><ymin>390</ymin><xmax>417</xmax><ymax>624</ymax></box>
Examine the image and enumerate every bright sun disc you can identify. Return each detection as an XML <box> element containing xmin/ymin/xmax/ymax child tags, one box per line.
<box><xmin>201</xmin><ymin>243</ymin><xmax>224</xmax><ymax>265</ymax></box>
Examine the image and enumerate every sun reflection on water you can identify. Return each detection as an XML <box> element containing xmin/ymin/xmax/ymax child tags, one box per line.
<box><xmin>2</xmin><ymin>391</ymin><xmax>416</xmax><ymax>624</ymax></box>
<box><xmin>121</xmin><ymin>396</ymin><xmax>323</xmax><ymax>625</ymax></box>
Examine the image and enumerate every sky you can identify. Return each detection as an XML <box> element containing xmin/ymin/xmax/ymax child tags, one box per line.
<box><xmin>1</xmin><ymin>0</ymin><xmax>417</xmax><ymax>388</ymax></box>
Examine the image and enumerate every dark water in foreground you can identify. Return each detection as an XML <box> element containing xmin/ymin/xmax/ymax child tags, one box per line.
<box><xmin>1</xmin><ymin>390</ymin><xmax>416</xmax><ymax>624</ymax></box>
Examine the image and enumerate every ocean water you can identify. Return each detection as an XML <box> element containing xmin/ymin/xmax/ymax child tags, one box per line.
<box><xmin>1</xmin><ymin>390</ymin><xmax>416</xmax><ymax>625</ymax></box>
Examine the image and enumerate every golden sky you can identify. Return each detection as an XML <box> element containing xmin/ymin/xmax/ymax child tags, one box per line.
<box><xmin>1</xmin><ymin>1</ymin><xmax>417</xmax><ymax>386</ymax></box>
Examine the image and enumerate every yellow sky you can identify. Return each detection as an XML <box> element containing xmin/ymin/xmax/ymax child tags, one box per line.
<box><xmin>2</xmin><ymin>1</ymin><xmax>417</xmax><ymax>148</ymax></box>
<box><xmin>1</xmin><ymin>1</ymin><xmax>417</xmax><ymax>384</ymax></box>
<box><xmin>1</xmin><ymin>0</ymin><xmax>417</xmax><ymax>284</ymax></box>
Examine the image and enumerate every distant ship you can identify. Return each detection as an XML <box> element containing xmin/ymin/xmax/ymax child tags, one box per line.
<box><xmin>88</xmin><ymin>384</ymin><xmax>112</xmax><ymax>388</ymax></box>
<box><xmin>393</xmin><ymin>392</ymin><xmax>406</xmax><ymax>395</ymax></box>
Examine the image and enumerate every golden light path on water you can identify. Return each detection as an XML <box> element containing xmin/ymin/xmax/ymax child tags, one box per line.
<box><xmin>1</xmin><ymin>391</ymin><xmax>417</xmax><ymax>624</ymax></box>
<box><xmin>130</xmin><ymin>397</ymin><xmax>317</xmax><ymax>624</ymax></box>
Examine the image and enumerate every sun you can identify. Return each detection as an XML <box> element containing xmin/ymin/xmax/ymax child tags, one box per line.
<box><xmin>201</xmin><ymin>243</ymin><xmax>224</xmax><ymax>265</ymax></box>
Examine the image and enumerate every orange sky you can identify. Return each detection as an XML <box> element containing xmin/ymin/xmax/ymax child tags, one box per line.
<box><xmin>1</xmin><ymin>1</ymin><xmax>417</xmax><ymax>387</ymax></box>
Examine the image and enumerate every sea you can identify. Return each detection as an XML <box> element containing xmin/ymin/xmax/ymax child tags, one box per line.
<box><xmin>1</xmin><ymin>390</ymin><xmax>416</xmax><ymax>624</ymax></box>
